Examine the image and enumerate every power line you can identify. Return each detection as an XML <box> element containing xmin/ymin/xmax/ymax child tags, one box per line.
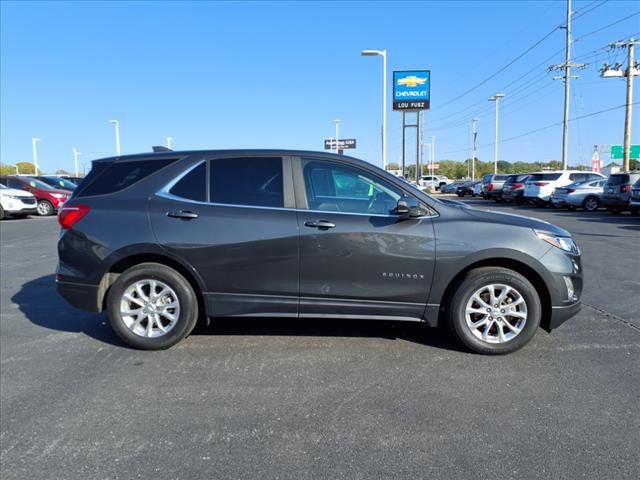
<box><xmin>574</xmin><ymin>11</ymin><xmax>640</xmax><ymax>42</ymax></box>
<box><xmin>438</xmin><ymin>103</ymin><xmax>635</xmax><ymax>156</ymax></box>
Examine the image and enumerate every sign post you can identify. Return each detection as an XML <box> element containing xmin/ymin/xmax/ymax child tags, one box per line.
<box><xmin>393</xmin><ymin>70</ymin><xmax>431</xmax><ymax>183</ymax></box>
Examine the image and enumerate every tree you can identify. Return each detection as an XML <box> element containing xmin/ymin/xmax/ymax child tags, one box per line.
<box><xmin>0</xmin><ymin>164</ymin><xmax>18</xmax><ymax>176</ymax></box>
<box><xmin>15</xmin><ymin>162</ymin><xmax>37</xmax><ymax>174</ymax></box>
<box><xmin>55</xmin><ymin>169</ymin><xmax>71</xmax><ymax>175</ymax></box>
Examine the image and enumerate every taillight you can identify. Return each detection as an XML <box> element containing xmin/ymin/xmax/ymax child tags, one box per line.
<box><xmin>534</xmin><ymin>182</ymin><xmax>549</xmax><ymax>187</ymax></box>
<box><xmin>566</xmin><ymin>188</ymin><xmax>575</xmax><ymax>193</ymax></box>
<box><xmin>58</xmin><ymin>205</ymin><xmax>90</xmax><ymax>229</ymax></box>
<box><xmin>621</xmin><ymin>184</ymin><xmax>631</xmax><ymax>193</ymax></box>
<box><xmin>513</xmin><ymin>183</ymin><xmax>523</xmax><ymax>189</ymax></box>
<box><xmin>488</xmin><ymin>183</ymin><xmax>494</xmax><ymax>191</ymax></box>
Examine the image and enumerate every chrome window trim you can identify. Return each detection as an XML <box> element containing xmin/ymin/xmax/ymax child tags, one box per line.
<box><xmin>156</xmin><ymin>159</ymin><xmax>439</xmax><ymax>219</ymax></box>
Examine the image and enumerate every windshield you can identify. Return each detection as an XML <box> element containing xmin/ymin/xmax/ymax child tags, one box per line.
<box><xmin>528</xmin><ymin>173</ymin><xmax>562</xmax><ymax>181</ymax></box>
<box><xmin>607</xmin><ymin>174</ymin><xmax>629</xmax><ymax>185</ymax></box>
<box><xmin>23</xmin><ymin>177</ymin><xmax>55</xmax><ymax>190</ymax></box>
<box><xmin>36</xmin><ymin>176</ymin><xmax>77</xmax><ymax>190</ymax></box>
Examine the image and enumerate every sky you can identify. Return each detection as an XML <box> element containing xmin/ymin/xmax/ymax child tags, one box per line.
<box><xmin>1</xmin><ymin>0</ymin><xmax>639</xmax><ymax>174</ymax></box>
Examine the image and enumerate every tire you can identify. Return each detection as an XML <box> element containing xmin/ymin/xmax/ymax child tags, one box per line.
<box><xmin>582</xmin><ymin>196</ymin><xmax>599</xmax><ymax>212</ymax></box>
<box><xmin>36</xmin><ymin>199</ymin><xmax>54</xmax><ymax>216</ymax></box>
<box><xmin>106</xmin><ymin>262</ymin><xmax>199</xmax><ymax>350</ymax></box>
<box><xmin>0</xmin><ymin>205</ymin><xmax>4</xmax><ymax>220</ymax></box>
<box><xmin>631</xmin><ymin>208</ymin><xmax>639</xmax><ymax>216</ymax></box>
<box><xmin>447</xmin><ymin>267</ymin><xmax>541</xmax><ymax>355</ymax></box>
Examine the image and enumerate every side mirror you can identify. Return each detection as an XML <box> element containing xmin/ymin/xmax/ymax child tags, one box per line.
<box><xmin>395</xmin><ymin>197</ymin><xmax>423</xmax><ymax>218</ymax></box>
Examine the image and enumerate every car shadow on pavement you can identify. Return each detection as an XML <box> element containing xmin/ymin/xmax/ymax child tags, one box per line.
<box><xmin>11</xmin><ymin>274</ymin><xmax>125</xmax><ymax>347</ymax></box>
<box><xmin>194</xmin><ymin>317</ymin><xmax>467</xmax><ymax>352</ymax></box>
<box><xmin>14</xmin><ymin>276</ymin><xmax>465</xmax><ymax>352</ymax></box>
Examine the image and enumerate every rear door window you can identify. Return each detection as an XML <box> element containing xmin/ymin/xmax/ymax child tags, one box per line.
<box><xmin>210</xmin><ymin>157</ymin><xmax>283</xmax><ymax>208</ymax></box>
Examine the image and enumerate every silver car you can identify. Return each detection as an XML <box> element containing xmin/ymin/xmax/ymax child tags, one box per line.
<box><xmin>550</xmin><ymin>179</ymin><xmax>606</xmax><ymax>211</ymax></box>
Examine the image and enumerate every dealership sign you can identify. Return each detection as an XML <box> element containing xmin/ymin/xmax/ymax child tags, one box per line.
<box><xmin>324</xmin><ymin>138</ymin><xmax>357</xmax><ymax>150</ymax></box>
<box><xmin>393</xmin><ymin>70</ymin><xmax>430</xmax><ymax>110</ymax></box>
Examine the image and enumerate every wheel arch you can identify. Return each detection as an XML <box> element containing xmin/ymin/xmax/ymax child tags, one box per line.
<box><xmin>97</xmin><ymin>251</ymin><xmax>206</xmax><ymax>317</ymax></box>
<box><xmin>436</xmin><ymin>257</ymin><xmax>552</xmax><ymax>332</ymax></box>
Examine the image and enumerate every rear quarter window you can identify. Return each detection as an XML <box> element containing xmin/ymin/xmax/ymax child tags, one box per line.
<box><xmin>75</xmin><ymin>158</ymin><xmax>177</xmax><ymax>197</ymax></box>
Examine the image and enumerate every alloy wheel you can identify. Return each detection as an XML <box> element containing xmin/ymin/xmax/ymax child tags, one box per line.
<box><xmin>119</xmin><ymin>279</ymin><xmax>181</xmax><ymax>338</ymax></box>
<box><xmin>464</xmin><ymin>284</ymin><xmax>528</xmax><ymax>344</ymax></box>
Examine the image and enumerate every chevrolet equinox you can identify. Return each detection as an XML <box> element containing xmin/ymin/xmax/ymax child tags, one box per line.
<box><xmin>56</xmin><ymin>150</ymin><xmax>582</xmax><ymax>354</ymax></box>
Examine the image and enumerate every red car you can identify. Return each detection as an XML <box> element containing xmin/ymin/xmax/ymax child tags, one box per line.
<box><xmin>0</xmin><ymin>176</ymin><xmax>72</xmax><ymax>216</ymax></box>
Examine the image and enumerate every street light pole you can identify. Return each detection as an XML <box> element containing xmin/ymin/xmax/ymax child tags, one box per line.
<box><xmin>109</xmin><ymin>120</ymin><xmax>121</xmax><ymax>156</ymax></box>
<box><xmin>72</xmin><ymin>147</ymin><xmax>81</xmax><ymax>177</ymax></box>
<box><xmin>333</xmin><ymin>119</ymin><xmax>341</xmax><ymax>154</ymax></box>
<box><xmin>31</xmin><ymin>137</ymin><xmax>40</xmax><ymax>175</ymax></box>
<box><xmin>361</xmin><ymin>49</ymin><xmax>387</xmax><ymax>170</ymax></box>
<box><xmin>166</xmin><ymin>137</ymin><xmax>174</xmax><ymax>149</ymax></box>
<box><xmin>472</xmin><ymin>118</ymin><xmax>479</xmax><ymax>180</ymax></box>
<box><xmin>489</xmin><ymin>94</ymin><xmax>505</xmax><ymax>174</ymax></box>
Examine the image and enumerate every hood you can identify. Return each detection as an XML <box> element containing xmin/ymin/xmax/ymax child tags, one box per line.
<box><xmin>47</xmin><ymin>189</ymin><xmax>72</xmax><ymax>196</ymax></box>
<box><xmin>0</xmin><ymin>187</ymin><xmax>35</xmax><ymax>197</ymax></box>
<box><xmin>460</xmin><ymin>205</ymin><xmax>570</xmax><ymax>237</ymax></box>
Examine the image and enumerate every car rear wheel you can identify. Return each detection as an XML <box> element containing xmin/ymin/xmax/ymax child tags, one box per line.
<box><xmin>36</xmin><ymin>199</ymin><xmax>53</xmax><ymax>216</ymax></box>
<box><xmin>106</xmin><ymin>262</ymin><xmax>199</xmax><ymax>350</ymax></box>
<box><xmin>447</xmin><ymin>267</ymin><xmax>541</xmax><ymax>354</ymax></box>
<box><xmin>0</xmin><ymin>205</ymin><xmax>4</xmax><ymax>220</ymax></box>
<box><xmin>582</xmin><ymin>196</ymin><xmax>600</xmax><ymax>212</ymax></box>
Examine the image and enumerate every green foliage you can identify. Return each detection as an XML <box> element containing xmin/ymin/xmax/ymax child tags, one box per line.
<box><xmin>0</xmin><ymin>164</ymin><xmax>18</xmax><ymax>176</ymax></box>
<box><xmin>15</xmin><ymin>162</ymin><xmax>38</xmax><ymax>174</ymax></box>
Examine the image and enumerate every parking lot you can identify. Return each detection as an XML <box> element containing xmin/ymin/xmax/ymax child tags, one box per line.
<box><xmin>1</xmin><ymin>201</ymin><xmax>639</xmax><ymax>479</ymax></box>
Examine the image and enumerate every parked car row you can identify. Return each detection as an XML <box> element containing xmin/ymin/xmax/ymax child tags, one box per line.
<box><xmin>465</xmin><ymin>170</ymin><xmax>640</xmax><ymax>214</ymax></box>
<box><xmin>0</xmin><ymin>175</ymin><xmax>77</xmax><ymax>219</ymax></box>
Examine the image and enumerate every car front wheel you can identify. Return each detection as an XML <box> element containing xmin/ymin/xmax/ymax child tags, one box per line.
<box><xmin>106</xmin><ymin>262</ymin><xmax>199</xmax><ymax>350</ymax></box>
<box><xmin>447</xmin><ymin>267</ymin><xmax>541</xmax><ymax>354</ymax></box>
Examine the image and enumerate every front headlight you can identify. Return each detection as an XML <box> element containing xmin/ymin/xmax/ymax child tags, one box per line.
<box><xmin>535</xmin><ymin>230</ymin><xmax>580</xmax><ymax>255</ymax></box>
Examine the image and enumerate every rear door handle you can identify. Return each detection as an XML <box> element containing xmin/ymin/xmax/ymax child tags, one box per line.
<box><xmin>304</xmin><ymin>220</ymin><xmax>336</xmax><ymax>229</ymax></box>
<box><xmin>166</xmin><ymin>210</ymin><xmax>199</xmax><ymax>220</ymax></box>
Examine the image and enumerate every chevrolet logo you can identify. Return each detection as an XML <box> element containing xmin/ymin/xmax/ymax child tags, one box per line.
<box><xmin>397</xmin><ymin>75</ymin><xmax>427</xmax><ymax>88</ymax></box>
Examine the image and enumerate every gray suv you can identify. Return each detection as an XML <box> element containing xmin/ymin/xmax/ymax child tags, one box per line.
<box><xmin>602</xmin><ymin>171</ymin><xmax>640</xmax><ymax>213</ymax></box>
<box><xmin>56</xmin><ymin>150</ymin><xmax>583</xmax><ymax>354</ymax></box>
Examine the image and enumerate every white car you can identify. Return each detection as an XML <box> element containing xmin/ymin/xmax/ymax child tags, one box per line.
<box><xmin>523</xmin><ymin>171</ymin><xmax>605</xmax><ymax>206</ymax></box>
<box><xmin>419</xmin><ymin>175</ymin><xmax>451</xmax><ymax>190</ymax></box>
<box><xmin>0</xmin><ymin>183</ymin><xmax>38</xmax><ymax>219</ymax></box>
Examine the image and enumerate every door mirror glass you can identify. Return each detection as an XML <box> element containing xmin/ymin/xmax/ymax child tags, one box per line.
<box><xmin>395</xmin><ymin>197</ymin><xmax>422</xmax><ymax>218</ymax></box>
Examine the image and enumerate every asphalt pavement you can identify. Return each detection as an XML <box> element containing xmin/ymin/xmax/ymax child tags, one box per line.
<box><xmin>1</xmin><ymin>202</ymin><xmax>639</xmax><ymax>480</ymax></box>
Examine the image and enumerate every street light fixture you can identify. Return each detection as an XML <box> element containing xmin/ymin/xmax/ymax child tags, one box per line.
<box><xmin>31</xmin><ymin>137</ymin><xmax>41</xmax><ymax>175</ymax></box>
<box><xmin>489</xmin><ymin>94</ymin><xmax>505</xmax><ymax>174</ymax></box>
<box><xmin>109</xmin><ymin>120</ymin><xmax>121</xmax><ymax>156</ymax></box>
<box><xmin>361</xmin><ymin>49</ymin><xmax>387</xmax><ymax>170</ymax></box>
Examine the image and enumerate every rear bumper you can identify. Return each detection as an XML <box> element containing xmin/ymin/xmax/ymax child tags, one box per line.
<box><xmin>502</xmin><ymin>190</ymin><xmax>524</xmax><ymax>200</ymax></box>
<box><xmin>550</xmin><ymin>197</ymin><xmax>568</xmax><ymax>207</ymax></box>
<box><xmin>601</xmin><ymin>196</ymin><xmax>629</xmax><ymax>208</ymax></box>
<box><xmin>56</xmin><ymin>278</ymin><xmax>101</xmax><ymax>312</ymax></box>
<box><xmin>547</xmin><ymin>301</ymin><xmax>582</xmax><ymax>331</ymax></box>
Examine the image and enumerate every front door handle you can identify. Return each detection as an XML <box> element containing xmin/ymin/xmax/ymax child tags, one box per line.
<box><xmin>167</xmin><ymin>210</ymin><xmax>199</xmax><ymax>220</ymax></box>
<box><xmin>304</xmin><ymin>220</ymin><xmax>336</xmax><ymax>229</ymax></box>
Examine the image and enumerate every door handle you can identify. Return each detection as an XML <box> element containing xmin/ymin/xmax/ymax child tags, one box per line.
<box><xmin>304</xmin><ymin>220</ymin><xmax>336</xmax><ymax>229</ymax></box>
<box><xmin>166</xmin><ymin>210</ymin><xmax>199</xmax><ymax>220</ymax></box>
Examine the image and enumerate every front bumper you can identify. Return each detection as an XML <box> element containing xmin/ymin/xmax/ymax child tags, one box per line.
<box><xmin>547</xmin><ymin>301</ymin><xmax>582</xmax><ymax>331</ymax></box>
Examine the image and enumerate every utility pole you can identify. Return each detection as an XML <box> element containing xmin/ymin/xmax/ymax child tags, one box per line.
<box><xmin>601</xmin><ymin>38</ymin><xmax>639</xmax><ymax>172</ymax></box>
<box><xmin>72</xmin><ymin>147</ymin><xmax>81</xmax><ymax>177</ymax></box>
<box><xmin>489</xmin><ymin>94</ymin><xmax>505</xmax><ymax>174</ymax></box>
<box><xmin>549</xmin><ymin>0</ymin><xmax>586</xmax><ymax>170</ymax></box>
<box><xmin>472</xmin><ymin>118</ymin><xmax>479</xmax><ymax>180</ymax></box>
<box><xmin>430</xmin><ymin>135</ymin><xmax>435</xmax><ymax>176</ymax></box>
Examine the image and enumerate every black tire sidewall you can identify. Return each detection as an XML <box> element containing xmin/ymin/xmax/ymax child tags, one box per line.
<box><xmin>448</xmin><ymin>268</ymin><xmax>541</xmax><ymax>354</ymax></box>
<box><xmin>107</xmin><ymin>263</ymin><xmax>198</xmax><ymax>350</ymax></box>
